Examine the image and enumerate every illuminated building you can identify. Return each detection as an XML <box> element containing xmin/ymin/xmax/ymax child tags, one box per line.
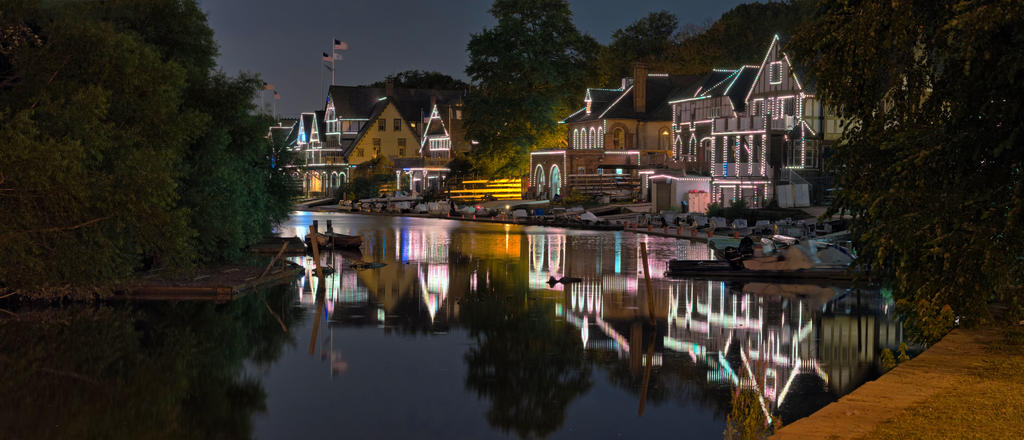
<box><xmin>662</xmin><ymin>35</ymin><xmax>844</xmax><ymax>209</ymax></box>
<box><xmin>529</xmin><ymin>63</ymin><xmax>702</xmax><ymax>201</ymax></box>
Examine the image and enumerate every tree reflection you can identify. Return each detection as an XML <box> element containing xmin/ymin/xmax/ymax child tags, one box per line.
<box><xmin>460</xmin><ymin>261</ymin><xmax>593</xmax><ymax>439</ymax></box>
<box><xmin>0</xmin><ymin>285</ymin><xmax>303</xmax><ymax>439</ymax></box>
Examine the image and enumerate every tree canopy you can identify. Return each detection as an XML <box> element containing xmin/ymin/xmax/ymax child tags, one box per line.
<box><xmin>464</xmin><ymin>0</ymin><xmax>599</xmax><ymax>177</ymax></box>
<box><xmin>789</xmin><ymin>0</ymin><xmax>1024</xmax><ymax>332</ymax></box>
<box><xmin>0</xmin><ymin>0</ymin><xmax>295</xmax><ymax>293</ymax></box>
<box><xmin>596</xmin><ymin>11</ymin><xmax>679</xmax><ymax>83</ymax></box>
<box><xmin>364</xmin><ymin>70</ymin><xmax>469</xmax><ymax>90</ymax></box>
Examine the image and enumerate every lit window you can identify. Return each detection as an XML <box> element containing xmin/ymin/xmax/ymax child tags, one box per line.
<box><xmin>394</xmin><ymin>118</ymin><xmax>401</xmax><ymax>131</ymax></box>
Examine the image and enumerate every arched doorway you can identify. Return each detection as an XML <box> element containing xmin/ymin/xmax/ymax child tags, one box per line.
<box><xmin>534</xmin><ymin>165</ymin><xmax>546</xmax><ymax>198</ymax></box>
<box><xmin>659</xmin><ymin>128</ymin><xmax>671</xmax><ymax>150</ymax></box>
<box><xmin>700</xmin><ymin>138</ymin><xmax>712</xmax><ymax>164</ymax></box>
<box><xmin>612</xmin><ymin>127</ymin><xmax>625</xmax><ymax>150</ymax></box>
<box><xmin>549</xmin><ymin>165</ymin><xmax>562</xmax><ymax>200</ymax></box>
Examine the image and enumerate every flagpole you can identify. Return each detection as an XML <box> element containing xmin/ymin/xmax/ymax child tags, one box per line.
<box><xmin>331</xmin><ymin>39</ymin><xmax>336</xmax><ymax>85</ymax></box>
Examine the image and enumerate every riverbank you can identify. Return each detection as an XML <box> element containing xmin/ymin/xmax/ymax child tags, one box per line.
<box><xmin>772</xmin><ymin>325</ymin><xmax>1024</xmax><ymax>439</ymax></box>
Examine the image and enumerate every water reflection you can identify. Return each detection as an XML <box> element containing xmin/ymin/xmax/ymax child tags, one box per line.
<box><xmin>278</xmin><ymin>213</ymin><xmax>906</xmax><ymax>437</ymax></box>
<box><xmin>0</xmin><ymin>285</ymin><xmax>303</xmax><ymax>440</ymax></box>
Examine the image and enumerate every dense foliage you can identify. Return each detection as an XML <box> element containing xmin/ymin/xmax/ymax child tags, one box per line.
<box><xmin>790</xmin><ymin>0</ymin><xmax>1024</xmax><ymax>329</ymax></box>
<box><xmin>594</xmin><ymin>2</ymin><xmax>815</xmax><ymax>87</ymax></box>
<box><xmin>0</xmin><ymin>1</ymin><xmax>295</xmax><ymax>292</ymax></box>
<box><xmin>464</xmin><ymin>0</ymin><xmax>599</xmax><ymax>177</ymax></box>
<box><xmin>364</xmin><ymin>70</ymin><xmax>469</xmax><ymax>90</ymax></box>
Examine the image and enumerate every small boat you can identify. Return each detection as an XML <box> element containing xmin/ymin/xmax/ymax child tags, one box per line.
<box><xmin>547</xmin><ymin>275</ymin><xmax>583</xmax><ymax>286</ymax></box>
<box><xmin>304</xmin><ymin>231</ymin><xmax>363</xmax><ymax>250</ymax></box>
<box><xmin>666</xmin><ymin>237</ymin><xmax>854</xmax><ymax>282</ymax></box>
<box><xmin>664</xmin><ymin>262</ymin><xmax>853</xmax><ymax>281</ymax></box>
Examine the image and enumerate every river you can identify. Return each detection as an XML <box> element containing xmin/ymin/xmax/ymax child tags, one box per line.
<box><xmin>0</xmin><ymin>213</ymin><xmax>905</xmax><ymax>439</ymax></box>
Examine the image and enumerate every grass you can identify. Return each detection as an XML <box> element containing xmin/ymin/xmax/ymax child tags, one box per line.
<box><xmin>859</xmin><ymin>326</ymin><xmax>1024</xmax><ymax>440</ymax></box>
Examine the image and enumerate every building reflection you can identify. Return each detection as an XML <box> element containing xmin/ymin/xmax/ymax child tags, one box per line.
<box><xmin>287</xmin><ymin>222</ymin><xmax>903</xmax><ymax>424</ymax></box>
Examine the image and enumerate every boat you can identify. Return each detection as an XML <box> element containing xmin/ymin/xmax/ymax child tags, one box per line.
<box><xmin>304</xmin><ymin>231</ymin><xmax>363</xmax><ymax>250</ymax></box>
<box><xmin>666</xmin><ymin>236</ymin><xmax>855</xmax><ymax>282</ymax></box>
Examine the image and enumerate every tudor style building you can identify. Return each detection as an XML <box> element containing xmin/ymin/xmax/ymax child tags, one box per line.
<box><xmin>281</xmin><ymin>81</ymin><xmax>469</xmax><ymax>197</ymax></box>
<box><xmin>656</xmin><ymin>35</ymin><xmax>842</xmax><ymax>210</ymax></box>
<box><xmin>528</xmin><ymin>63</ymin><xmax>701</xmax><ymax>200</ymax></box>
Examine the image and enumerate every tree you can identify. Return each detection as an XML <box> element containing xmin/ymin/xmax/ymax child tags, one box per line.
<box><xmin>597</xmin><ymin>11</ymin><xmax>679</xmax><ymax>84</ymax></box>
<box><xmin>364</xmin><ymin>70</ymin><xmax>469</xmax><ymax>90</ymax></box>
<box><xmin>464</xmin><ymin>0</ymin><xmax>598</xmax><ymax>177</ymax></box>
<box><xmin>789</xmin><ymin>0</ymin><xmax>1024</xmax><ymax>333</ymax></box>
<box><xmin>0</xmin><ymin>1</ymin><xmax>296</xmax><ymax>293</ymax></box>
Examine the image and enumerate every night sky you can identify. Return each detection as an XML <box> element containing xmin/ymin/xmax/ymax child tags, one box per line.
<box><xmin>201</xmin><ymin>0</ymin><xmax>747</xmax><ymax>117</ymax></box>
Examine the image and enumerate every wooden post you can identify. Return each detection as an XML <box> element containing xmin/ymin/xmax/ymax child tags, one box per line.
<box><xmin>638</xmin><ymin>329</ymin><xmax>656</xmax><ymax>416</ymax></box>
<box><xmin>639</xmin><ymin>242</ymin><xmax>656</xmax><ymax>325</ymax></box>
<box><xmin>308</xmin><ymin>225</ymin><xmax>323</xmax><ymax>278</ymax></box>
<box><xmin>256</xmin><ymin>241</ymin><xmax>289</xmax><ymax>281</ymax></box>
<box><xmin>308</xmin><ymin>224</ymin><xmax>326</xmax><ymax>356</ymax></box>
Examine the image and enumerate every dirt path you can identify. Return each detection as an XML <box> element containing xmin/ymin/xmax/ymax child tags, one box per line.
<box><xmin>772</xmin><ymin>328</ymin><xmax>1004</xmax><ymax>439</ymax></box>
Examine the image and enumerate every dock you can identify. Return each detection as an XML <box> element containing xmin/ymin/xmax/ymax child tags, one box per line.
<box><xmin>116</xmin><ymin>260</ymin><xmax>304</xmax><ymax>302</ymax></box>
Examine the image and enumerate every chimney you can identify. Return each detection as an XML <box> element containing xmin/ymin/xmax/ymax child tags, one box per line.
<box><xmin>385</xmin><ymin>78</ymin><xmax>394</xmax><ymax>98</ymax></box>
<box><xmin>632</xmin><ymin>62</ymin><xmax>647</xmax><ymax>114</ymax></box>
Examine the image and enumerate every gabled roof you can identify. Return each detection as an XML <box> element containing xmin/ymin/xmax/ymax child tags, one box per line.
<box><xmin>326</xmin><ymin>86</ymin><xmax>466</xmax><ymax>122</ymax></box>
<box><xmin>668</xmin><ymin>67</ymin><xmax>758</xmax><ymax>112</ymax></box>
<box><xmin>423</xmin><ymin>107</ymin><xmax>448</xmax><ymax>138</ymax></box>
<box><xmin>299</xmin><ymin>113</ymin><xmax>314</xmax><ymax>143</ymax></box>
<box><xmin>325</xmin><ymin>85</ymin><xmax>468</xmax><ymax>159</ymax></box>
<box><xmin>314</xmin><ymin>110</ymin><xmax>327</xmax><ymax>138</ymax></box>
<box><xmin>562</xmin><ymin>75</ymin><xmax>702</xmax><ymax>124</ymax></box>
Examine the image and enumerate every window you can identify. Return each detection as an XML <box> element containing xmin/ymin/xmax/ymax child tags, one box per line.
<box><xmin>377</xmin><ymin>119</ymin><xmax>386</xmax><ymax>131</ymax></box>
<box><xmin>613</xmin><ymin>128</ymin><xmax>624</xmax><ymax>149</ymax></box>
<box><xmin>373</xmin><ymin>138</ymin><xmax>381</xmax><ymax>147</ymax></box>
<box><xmin>455</xmin><ymin>110</ymin><xmax>462</xmax><ymax>120</ymax></box>
<box><xmin>711</xmin><ymin>106</ymin><xmax>721</xmax><ymax>119</ymax></box>
<box><xmin>597</xmin><ymin>127</ymin><xmax>603</xmax><ymax>149</ymax></box>
<box><xmin>399</xmin><ymin>147</ymin><xmax>406</xmax><ymax>156</ymax></box>
<box><xmin>589</xmin><ymin>128</ymin><xmax>596</xmax><ymax>149</ymax></box>
<box><xmin>398</xmin><ymin>138</ymin><xmax>406</xmax><ymax>147</ymax></box>
<box><xmin>769</xmin><ymin>61</ymin><xmax>783</xmax><ymax>84</ymax></box>
<box><xmin>356</xmin><ymin>148</ymin><xmax>364</xmax><ymax>157</ymax></box>
<box><xmin>573</xmin><ymin>129</ymin><xmax>579</xmax><ymax>149</ymax></box>
<box><xmin>659</xmin><ymin>129</ymin><xmax>671</xmax><ymax>149</ymax></box>
<box><xmin>393</xmin><ymin>118</ymin><xmax>401</xmax><ymax>131</ymax></box>
<box><xmin>750</xmin><ymin>99</ymin><xmax>762</xmax><ymax>116</ymax></box>
<box><xmin>784</xmin><ymin>98</ymin><xmax>795</xmax><ymax>116</ymax></box>
<box><xmin>577</xmin><ymin>167</ymin><xmax>585</xmax><ymax>174</ymax></box>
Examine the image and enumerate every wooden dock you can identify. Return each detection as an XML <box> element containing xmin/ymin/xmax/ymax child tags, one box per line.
<box><xmin>116</xmin><ymin>261</ymin><xmax>304</xmax><ymax>302</ymax></box>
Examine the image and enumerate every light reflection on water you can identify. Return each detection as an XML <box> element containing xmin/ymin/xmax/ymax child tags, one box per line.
<box><xmin>260</xmin><ymin>213</ymin><xmax>903</xmax><ymax>438</ymax></box>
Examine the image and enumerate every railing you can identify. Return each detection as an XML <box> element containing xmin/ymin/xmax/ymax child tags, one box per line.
<box><xmin>567</xmin><ymin>174</ymin><xmax>641</xmax><ymax>197</ymax></box>
<box><xmin>711</xmin><ymin>162</ymin><xmax>770</xmax><ymax>178</ymax></box>
<box><xmin>449</xmin><ymin>179</ymin><xmax>522</xmax><ymax>201</ymax></box>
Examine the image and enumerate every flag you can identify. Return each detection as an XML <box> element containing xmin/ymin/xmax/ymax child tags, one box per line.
<box><xmin>333</xmin><ymin>53</ymin><xmax>343</xmax><ymax>61</ymax></box>
<box><xmin>334</xmin><ymin>39</ymin><xmax>348</xmax><ymax>51</ymax></box>
<box><xmin>273</xmin><ymin>91</ymin><xmax>280</xmax><ymax>100</ymax></box>
<box><xmin>263</xmin><ymin>81</ymin><xmax>274</xmax><ymax>90</ymax></box>
<box><xmin>322</xmin><ymin>52</ymin><xmax>331</xmax><ymax>62</ymax></box>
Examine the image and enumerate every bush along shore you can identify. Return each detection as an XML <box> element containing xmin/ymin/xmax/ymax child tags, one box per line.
<box><xmin>0</xmin><ymin>1</ymin><xmax>296</xmax><ymax>302</ymax></box>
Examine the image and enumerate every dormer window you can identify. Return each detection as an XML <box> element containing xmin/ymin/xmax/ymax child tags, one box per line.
<box><xmin>586</xmin><ymin>100</ymin><xmax>592</xmax><ymax>114</ymax></box>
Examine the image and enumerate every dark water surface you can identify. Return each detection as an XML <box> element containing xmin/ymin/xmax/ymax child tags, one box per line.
<box><xmin>0</xmin><ymin>213</ymin><xmax>905</xmax><ymax>439</ymax></box>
